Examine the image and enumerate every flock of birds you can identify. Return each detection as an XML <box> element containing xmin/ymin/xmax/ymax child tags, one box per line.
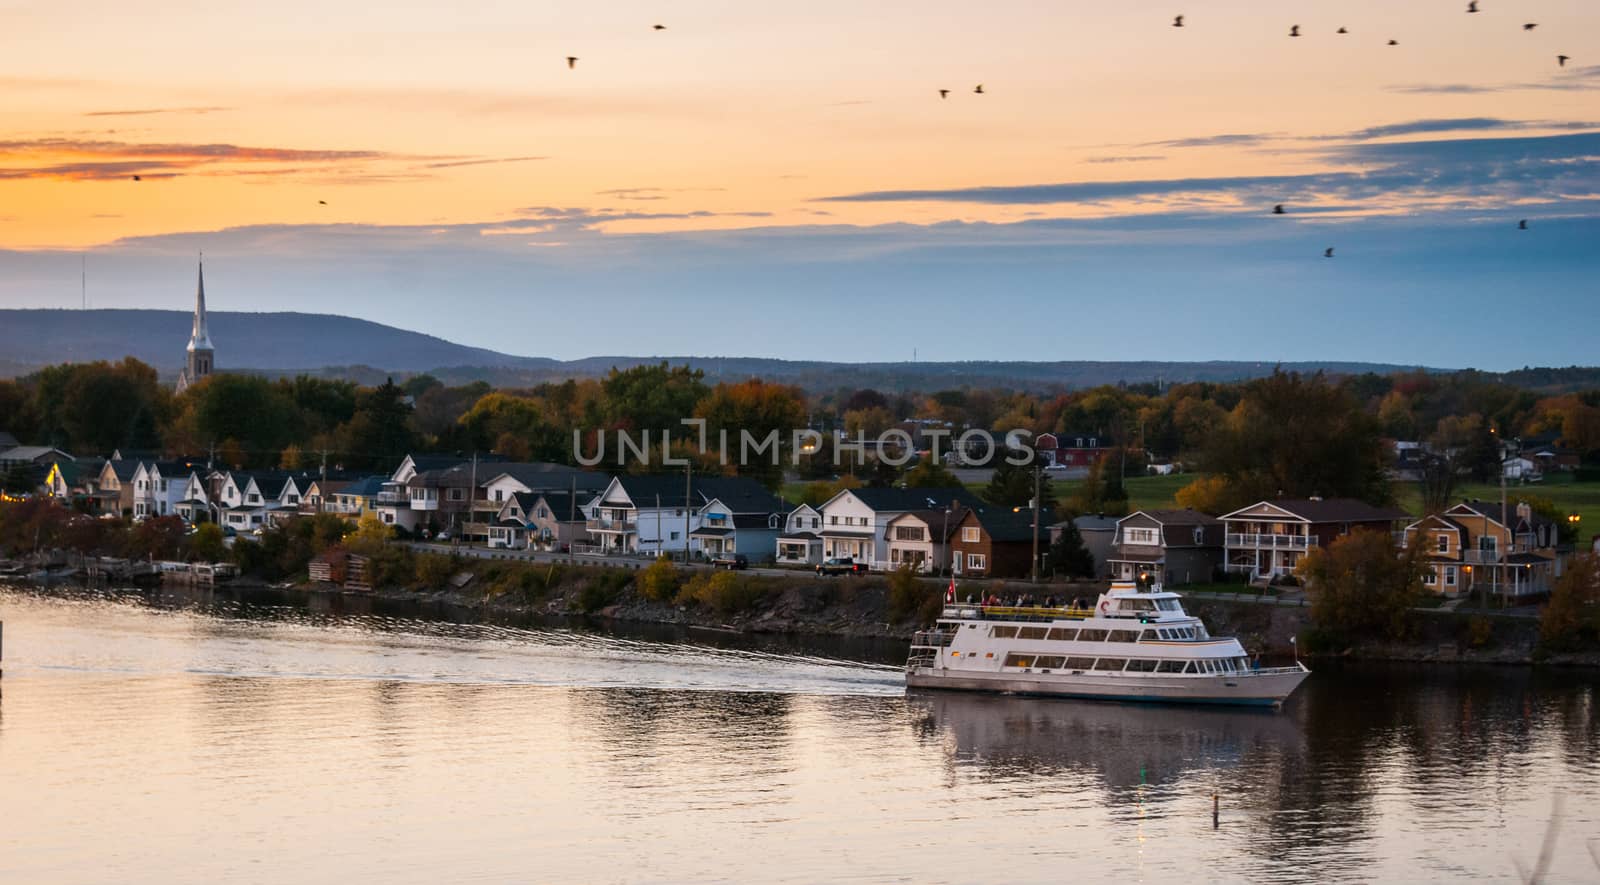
<box><xmin>124</xmin><ymin>8</ymin><xmax>1575</xmax><ymax>256</ymax></box>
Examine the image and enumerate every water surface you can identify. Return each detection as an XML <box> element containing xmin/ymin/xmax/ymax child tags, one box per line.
<box><xmin>0</xmin><ymin>586</ymin><xmax>1595</xmax><ymax>883</ymax></box>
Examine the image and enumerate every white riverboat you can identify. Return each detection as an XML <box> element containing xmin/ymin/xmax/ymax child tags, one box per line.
<box><xmin>905</xmin><ymin>581</ymin><xmax>1308</xmax><ymax>708</ymax></box>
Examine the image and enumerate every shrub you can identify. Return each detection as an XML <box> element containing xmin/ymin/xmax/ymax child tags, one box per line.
<box><xmin>1466</xmin><ymin>615</ymin><xmax>1494</xmax><ymax>649</ymax></box>
<box><xmin>415</xmin><ymin>552</ymin><xmax>457</xmax><ymax>592</ymax></box>
<box><xmin>678</xmin><ymin>570</ymin><xmax>766</xmax><ymax>615</ymax></box>
<box><xmin>1298</xmin><ymin>531</ymin><xmax>1424</xmax><ymax>642</ymax></box>
<box><xmin>575</xmin><ymin>569</ymin><xmax>632</xmax><ymax>613</ymax></box>
<box><xmin>887</xmin><ymin>566</ymin><xmax>941</xmax><ymax>622</ymax></box>
<box><xmin>637</xmin><ymin>556</ymin><xmax>681</xmax><ymax>602</ymax></box>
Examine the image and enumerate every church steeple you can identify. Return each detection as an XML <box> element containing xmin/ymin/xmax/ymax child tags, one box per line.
<box><xmin>177</xmin><ymin>257</ymin><xmax>216</xmax><ymax>392</ymax></box>
<box><xmin>186</xmin><ymin>258</ymin><xmax>214</xmax><ymax>353</ymax></box>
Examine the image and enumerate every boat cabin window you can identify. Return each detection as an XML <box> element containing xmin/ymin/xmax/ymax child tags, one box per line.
<box><xmin>1046</xmin><ymin>628</ymin><xmax>1077</xmax><ymax>641</ymax></box>
<box><xmin>1090</xmin><ymin>657</ymin><xmax>1124</xmax><ymax>671</ymax></box>
<box><xmin>991</xmin><ymin>626</ymin><xmax>1018</xmax><ymax>639</ymax></box>
<box><xmin>1156</xmin><ymin>599</ymin><xmax>1181</xmax><ymax>612</ymax></box>
<box><xmin>1034</xmin><ymin>656</ymin><xmax>1065</xmax><ymax>670</ymax></box>
<box><xmin>1156</xmin><ymin>660</ymin><xmax>1186</xmax><ymax>672</ymax></box>
<box><xmin>1126</xmin><ymin>659</ymin><xmax>1159</xmax><ymax>672</ymax></box>
<box><xmin>1064</xmin><ymin>657</ymin><xmax>1096</xmax><ymax>670</ymax></box>
<box><xmin>1077</xmin><ymin>629</ymin><xmax>1107</xmax><ymax>642</ymax></box>
<box><xmin>1123</xmin><ymin>598</ymin><xmax>1157</xmax><ymax>612</ymax></box>
<box><xmin>1017</xmin><ymin>627</ymin><xmax>1048</xmax><ymax>640</ymax></box>
<box><xmin>1107</xmin><ymin>630</ymin><xmax>1139</xmax><ymax>643</ymax></box>
<box><xmin>1003</xmin><ymin>654</ymin><xmax>1035</xmax><ymax>668</ymax></box>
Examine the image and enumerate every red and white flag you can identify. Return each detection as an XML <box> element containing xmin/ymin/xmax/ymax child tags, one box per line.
<box><xmin>946</xmin><ymin>574</ymin><xmax>956</xmax><ymax>603</ymax></box>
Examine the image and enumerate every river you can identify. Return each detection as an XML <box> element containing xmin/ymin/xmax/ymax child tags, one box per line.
<box><xmin>0</xmin><ymin>585</ymin><xmax>1595</xmax><ymax>884</ymax></box>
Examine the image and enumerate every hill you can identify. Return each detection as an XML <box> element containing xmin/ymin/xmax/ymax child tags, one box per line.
<box><xmin>5</xmin><ymin>308</ymin><xmax>1592</xmax><ymax>393</ymax></box>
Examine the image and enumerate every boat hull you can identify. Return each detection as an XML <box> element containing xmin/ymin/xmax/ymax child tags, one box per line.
<box><xmin>906</xmin><ymin>666</ymin><xmax>1308</xmax><ymax>708</ymax></box>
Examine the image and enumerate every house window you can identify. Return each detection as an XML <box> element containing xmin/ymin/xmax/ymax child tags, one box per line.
<box><xmin>1423</xmin><ymin>569</ymin><xmax>1437</xmax><ymax>586</ymax></box>
<box><xmin>1479</xmin><ymin>536</ymin><xmax>1498</xmax><ymax>556</ymax></box>
<box><xmin>962</xmin><ymin>527</ymin><xmax>980</xmax><ymax>542</ymax></box>
<box><xmin>1124</xmin><ymin>527</ymin><xmax>1158</xmax><ymax>545</ymax></box>
<box><xmin>831</xmin><ymin>516</ymin><xmax>840</xmax><ymax>525</ymax></box>
<box><xmin>1436</xmin><ymin>534</ymin><xmax>1449</xmax><ymax>553</ymax></box>
<box><xmin>1445</xmin><ymin>566</ymin><xmax>1457</xmax><ymax>586</ymax></box>
<box><xmin>967</xmin><ymin>553</ymin><xmax>986</xmax><ymax>570</ymax></box>
<box><xmin>449</xmin><ymin>489</ymin><xmax>465</xmax><ymax>502</ymax></box>
<box><xmin>670</xmin><ymin>532</ymin><xmax>679</xmax><ymax>541</ymax></box>
<box><xmin>247</xmin><ymin>494</ymin><xmax>260</xmax><ymax>504</ymax></box>
<box><xmin>494</xmin><ymin>489</ymin><xmax>503</xmax><ymax>502</ymax></box>
<box><xmin>811</xmin><ymin>517</ymin><xmax>818</xmax><ymax>528</ymax></box>
<box><xmin>538</xmin><ymin>506</ymin><xmax>549</xmax><ymax>519</ymax></box>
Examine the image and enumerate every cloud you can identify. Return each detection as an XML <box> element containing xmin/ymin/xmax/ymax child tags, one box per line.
<box><xmin>0</xmin><ymin>138</ymin><xmax>386</xmax><ymax>163</ymax></box>
<box><xmin>818</xmin><ymin>132</ymin><xmax>1600</xmax><ymax>208</ymax></box>
<box><xmin>0</xmin><ymin>161</ymin><xmax>186</xmax><ymax>181</ymax></box>
<box><xmin>595</xmin><ymin>186</ymin><xmax>728</xmax><ymax>200</ymax></box>
<box><xmin>1388</xmin><ymin>83</ymin><xmax>1502</xmax><ymax>95</ymax></box>
<box><xmin>82</xmin><ymin>107</ymin><xmax>233</xmax><ymax>117</ymax></box>
<box><xmin>1138</xmin><ymin>133</ymin><xmax>1273</xmax><ymax>149</ymax></box>
<box><xmin>419</xmin><ymin>156</ymin><xmax>547</xmax><ymax>170</ymax></box>
<box><xmin>1389</xmin><ymin>66</ymin><xmax>1600</xmax><ymax>95</ymax></box>
<box><xmin>1084</xmin><ymin>155</ymin><xmax>1165</xmax><ymax>164</ymax></box>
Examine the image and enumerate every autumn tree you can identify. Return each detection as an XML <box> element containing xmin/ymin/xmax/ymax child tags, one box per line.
<box><xmin>600</xmin><ymin>362</ymin><xmax>707</xmax><ymax>432</ymax></box>
<box><xmin>1047</xmin><ymin>520</ymin><xmax>1096</xmax><ymax>579</ymax></box>
<box><xmin>1298</xmin><ymin>530</ymin><xmax>1425</xmax><ymax>642</ymax></box>
<box><xmin>696</xmin><ymin>378</ymin><xmax>808</xmax><ymax>490</ymax></box>
<box><xmin>1539</xmin><ymin>553</ymin><xmax>1600</xmax><ymax>651</ymax></box>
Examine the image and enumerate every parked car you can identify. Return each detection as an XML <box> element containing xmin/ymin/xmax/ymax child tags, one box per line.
<box><xmin>713</xmin><ymin>553</ymin><xmax>749</xmax><ymax>570</ymax></box>
<box><xmin>816</xmin><ymin>557</ymin><xmax>867</xmax><ymax>576</ymax></box>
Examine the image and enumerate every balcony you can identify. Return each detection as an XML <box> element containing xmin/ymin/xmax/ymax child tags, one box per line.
<box><xmin>1226</xmin><ymin>533</ymin><xmax>1314</xmax><ymax>550</ymax></box>
<box><xmin>375</xmin><ymin>491</ymin><xmax>410</xmax><ymax>506</ymax></box>
<box><xmin>586</xmin><ymin>517</ymin><xmax>637</xmax><ymax>533</ymax></box>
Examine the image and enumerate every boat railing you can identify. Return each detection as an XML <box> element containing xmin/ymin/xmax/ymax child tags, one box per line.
<box><xmin>940</xmin><ymin>604</ymin><xmax>1098</xmax><ymax>623</ymax></box>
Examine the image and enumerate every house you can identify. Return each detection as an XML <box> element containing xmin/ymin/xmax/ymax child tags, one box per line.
<box><xmin>948</xmin><ymin>506</ymin><xmax>1054</xmax><ymax>579</ymax></box>
<box><xmin>212</xmin><ymin>471</ymin><xmax>303</xmax><ymax>531</ymax></box>
<box><xmin>45</xmin><ymin>458</ymin><xmax>105</xmax><ymax>509</ymax></box>
<box><xmin>331</xmin><ymin>476</ymin><xmax>387</xmax><ymax>519</ymax></box>
<box><xmin>94</xmin><ymin>459</ymin><xmax>142</xmax><ymax>517</ymax></box>
<box><xmin>584</xmin><ymin>474</ymin><xmax>783</xmax><ymax>557</ymax></box>
<box><xmin>487</xmin><ymin>490</ymin><xmax>593</xmax><ymax>551</ymax></box>
<box><xmin>256</xmin><ymin>473</ymin><xmax>307</xmax><ymax>527</ymax></box>
<box><xmin>473</xmin><ymin>464</ymin><xmax>609</xmax><ymax>541</ymax></box>
<box><xmin>173</xmin><ymin>471</ymin><xmax>213</xmax><ymax>524</ymax></box>
<box><xmin>300</xmin><ymin>478</ymin><xmax>352</xmax><ymax>514</ymax></box>
<box><xmin>1527</xmin><ymin>444</ymin><xmax>1581</xmax><ymax>473</ymax></box>
<box><xmin>0</xmin><ymin>445</ymin><xmax>74</xmax><ymax>470</ymax></box>
<box><xmin>1502</xmin><ymin>456</ymin><xmax>1541</xmax><ymax>482</ymax></box>
<box><xmin>1054</xmin><ymin>514</ymin><xmax>1119</xmax><ymax>578</ymax></box>
<box><xmin>883</xmin><ymin>506</ymin><xmax>968</xmax><ymax>573</ymax></box>
<box><xmin>131</xmin><ymin>461</ymin><xmax>200</xmax><ymax>520</ymax></box>
<box><xmin>690</xmin><ymin>496</ymin><xmax>787</xmax><ymax>562</ymax></box>
<box><xmin>1404</xmin><ymin>500</ymin><xmax>1566</xmax><ymax>599</ymax></box>
<box><xmin>1220</xmin><ymin>498</ymin><xmax>1411</xmax><ymax>580</ymax></box>
<box><xmin>775</xmin><ymin>504</ymin><xmax>825</xmax><ymax>565</ymax></box>
<box><xmin>1107</xmin><ymin>509</ymin><xmax>1223</xmax><ymax>586</ymax></box>
<box><xmin>815</xmin><ymin>486</ymin><xmax>981</xmax><ymax>568</ymax></box>
<box><xmin>1034</xmin><ymin>432</ymin><xmax>1109</xmax><ymax>469</ymax></box>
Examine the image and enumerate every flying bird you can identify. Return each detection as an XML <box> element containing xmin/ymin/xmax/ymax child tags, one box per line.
<box><xmin>1324</xmin><ymin>247</ymin><xmax>1335</xmax><ymax>258</ymax></box>
<box><xmin>1467</xmin><ymin>1</ymin><xmax>1478</xmax><ymax>13</ymax></box>
<box><xmin>1388</xmin><ymin>39</ymin><xmax>1399</xmax><ymax>46</ymax></box>
<box><xmin>566</xmin><ymin>56</ymin><xmax>578</xmax><ymax>69</ymax></box>
<box><xmin>1523</xmin><ymin>23</ymin><xmax>1537</xmax><ymax>31</ymax></box>
<box><xmin>1337</xmin><ymin>27</ymin><xmax>1348</xmax><ymax>34</ymax></box>
<box><xmin>938</xmin><ymin>89</ymin><xmax>950</xmax><ymax>99</ymax></box>
<box><xmin>1558</xmin><ymin>55</ymin><xmax>1569</xmax><ymax>67</ymax></box>
<box><xmin>1289</xmin><ymin>25</ymin><xmax>1300</xmax><ymax>37</ymax></box>
<box><xmin>131</xmin><ymin>175</ymin><xmax>141</xmax><ymax>182</ymax></box>
<box><xmin>1273</xmin><ymin>204</ymin><xmax>1285</xmax><ymax>215</ymax></box>
<box><xmin>1518</xmin><ymin>219</ymin><xmax>1528</xmax><ymax>230</ymax></box>
<box><xmin>974</xmin><ymin>84</ymin><xmax>984</xmax><ymax>94</ymax></box>
<box><xmin>318</xmin><ymin>200</ymin><xmax>327</xmax><ymax>205</ymax></box>
<box><xmin>1172</xmin><ymin>15</ymin><xmax>1184</xmax><ymax>28</ymax></box>
<box><xmin>652</xmin><ymin>24</ymin><xmax>666</xmax><ymax>30</ymax></box>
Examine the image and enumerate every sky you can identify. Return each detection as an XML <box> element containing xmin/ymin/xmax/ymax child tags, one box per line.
<box><xmin>0</xmin><ymin>0</ymin><xmax>1596</xmax><ymax>369</ymax></box>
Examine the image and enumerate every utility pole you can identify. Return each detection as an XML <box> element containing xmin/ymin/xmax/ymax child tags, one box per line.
<box><xmin>684</xmin><ymin>460</ymin><xmax>693</xmax><ymax>563</ymax></box>
<box><xmin>1031</xmin><ymin>464</ymin><xmax>1041</xmax><ymax>584</ymax></box>
<box><xmin>467</xmin><ymin>451</ymin><xmax>478</xmax><ymax>548</ymax></box>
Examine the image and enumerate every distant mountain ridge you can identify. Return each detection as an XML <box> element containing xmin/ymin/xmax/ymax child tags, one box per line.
<box><xmin>2</xmin><ymin>308</ymin><xmax>1589</xmax><ymax>393</ymax></box>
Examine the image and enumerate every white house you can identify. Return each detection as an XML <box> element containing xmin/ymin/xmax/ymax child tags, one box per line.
<box><xmin>815</xmin><ymin>487</ymin><xmax>979</xmax><ymax>568</ymax></box>
<box><xmin>585</xmin><ymin>475</ymin><xmax>782</xmax><ymax>557</ymax></box>
<box><xmin>130</xmin><ymin>461</ymin><xmax>194</xmax><ymax>520</ymax></box>
<box><xmin>689</xmin><ymin>497</ymin><xmax>785</xmax><ymax>561</ymax></box>
<box><xmin>775</xmin><ymin>504</ymin><xmax>824</xmax><ymax>564</ymax></box>
<box><xmin>883</xmin><ymin>507</ymin><xmax>964</xmax><ymax>573</ymax></box>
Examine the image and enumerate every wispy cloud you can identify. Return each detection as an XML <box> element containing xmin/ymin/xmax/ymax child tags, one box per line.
<box><xmin>0</xmin><ymin>160</ymin><xmax>185</xmax><ymax>181</ymax></box>
<box><xmin>1389</xmin><ymin>65</ymin><xmax>1600</xmax><ymax>95</ymax></box>
<box><xmin>419</xmin><ymin>156</ymin><xmax>547</xmax><ymax>170</ymax></box>
<box><xmin>1084</xmin><ymin>155</ymin><xmax>1165</xmax><ymax>164</ymax></box>
<box><xmin>1138</xmin><ymin>133</ymin><xmax>1273</xmax><ymax>149</ymax></box>
<box><xmin>82</xmin><ymin>106</ymin><xmax>233</xmax><ymax>117</ymax></box>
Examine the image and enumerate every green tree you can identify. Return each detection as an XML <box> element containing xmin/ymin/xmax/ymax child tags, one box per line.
<box><xmin>173</xmin><ymin>373</ymin><xmax>298</xmax><ymax>465</ymax></box>
<box><xmin>601</xmin><ymin>362</ymin><xmax>707</xmax><ymax>432</ymax></box>
<box><xmin>1071</xmin><ymin>456</ymin><xmax>1128</xmax><ymax>516</ymax></box>
<box><xmin>695</xmin><ymin>379</ymin><xmax>807</xmax><ymax>490</ymax></box>
<box><xmin>1202</xmin><ymin>370</ymin><xmax>1390</xmax><ymax>508</ymax></box>
<box><xmin>189</xmin><ymin>523</ymin><xmax>227</xmax><ymax>562</ymax></box>
<box><xmin>982</xmin><ymin>460</ymin><xmax>1056</xmax><ymax>510</ymax></box>
<box><xmin>1047</xmin><ymin>520</ymin><xmax>1096</xmax><ymax>578</ymax></box>
<box><xmin>339</xmin><ymin>377</ymin><xmax>419</xmax><ymax>471</ymax></box>
<box><xmin>1298</xmin><ymin>530</ymin><xmax>1424</xmax><ymax>642</ymax></box>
